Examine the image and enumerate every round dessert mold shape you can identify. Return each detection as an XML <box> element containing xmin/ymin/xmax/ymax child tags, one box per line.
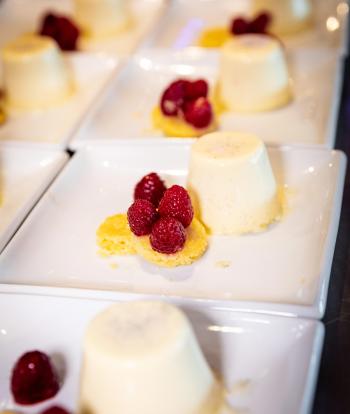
<box><xmin>79</xmin><ymin>301</ymin><xmax>223</xmax><ymax>414</ymax></box>
<box><xmin>2</xmin><ymin>35</ymin><xmax>74</xmax><ymax>110</ymax></box>
<box><xmin>218</xmin><ymin>34</ymin><xmax>292</xmax><ymax>112</ymax></box>
<box><xmin>187</xmin><ymin>131</ymin><xmax>281</xmax><ymax>235</ymax></box>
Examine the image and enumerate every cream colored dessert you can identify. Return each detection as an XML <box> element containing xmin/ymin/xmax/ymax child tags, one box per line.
<box><xmin>187</xmin><ymin>132</ymin><xmax>281</xmax><ymax>235</ymax></box>
<box><xmin>252</xmin><ymin>0</ymin><xmax>312</xmax><ymax>35</ymax></box>
<box><xmin>79</xmin><ymin>301</ymin><xmax>223</xmax><ymax>414</ymax></box>
<box><xmin>74</xmin><ymin>0</ymin><xmax>131</xmax><ymax>38</ymax></box>
<box><xmin>218</xmin><ymin>34</ymin><xmax>292</xmax><ymax>112</ymax></box>
<box><xmin>1</xmin><ymin>35</ymin><xmax>73</xmax><ymax>110</ymax></box>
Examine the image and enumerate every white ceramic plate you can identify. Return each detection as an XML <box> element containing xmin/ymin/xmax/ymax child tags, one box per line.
<box><xmin>0</xmin><ymin>291</ymin><xmax>324</xmax><ymax>414</ymax></box>
<box><xmin>69</xmin><ymin>48</ymin><xmax>342</xmax><ymax>149</ymax></box>
<box><xmin>0</xmin><ymin>53</ymin><xmax>118</xmax><ymax>149</ymax></box>
<box><xmin>142</xmin><ymin>0</ymin><xmax>349</xmax><ymax>55</ymax></box>
<box><xmin>0</xmin><ymin>145</ymin><xmax>67</xmax><ymax>253</ymax></box>
<box><xmin>0</xmin><ymin>0</ymin><xmax>168</xmax><ymax>55</ymax></box>
<box><xmin>0</xmin><ymin>144</ymin><xmax>345</xmax><ymax>319</ymax></box>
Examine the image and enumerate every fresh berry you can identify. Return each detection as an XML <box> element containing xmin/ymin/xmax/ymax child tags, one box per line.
<box><xmin>127</xmin><ymin>199</ymin><xmax>158</xmax><ymax>236</ymax></box>
<box><xmin>158</xmin><ymin>185</ymin><xmax>194</xmax><ymax>228</ymax></box>
<box><xmin>150</xmin><ymin>217</ymin><xmax>186</xmax><ymax>254</ymax></box>
<box><xmin>231</xmin><ymin>17</ymin><xmax>249</xmax><ymax>35</ymax></box>
<box><xmin>250</xmin><ymin>12</ymin><xmax>271</xmax><ymax>33</ymax></box>
<box><xmin>160</xmin><ymin>79</ymin><xmax>190</xmax><ymax>116</ymax></box>
<box><xmin>41</xmin><ymin>407</ymin><xmax>71</xmax><ymax>414</ymax></box>
<box><xmin>230</xmin><ymin>12</ymin><xmax>272</xmax><ymax>36</ymax></box>
<box><xmin>134</xmin><ymin>172</ymin><xmax>167</xmax><ymax>207</ymax></box>
<box><xmin>183</xmin><ymin>97</ymin><xmax>213</xmax><ymax>129</ymax></box>
<box><xmin>11</xmin><ymin>350</ymin><xmax>60</xmax><ymax>405</ymax></box>
<box><xmin>39</xmin><ymin>13</ymin><xmax>80</xmax><ymax>51</ymax></box>
<box><xmin>184</xmin><ymin>79</ymin><xmax>208</xmax><ymax>100</ymax></box>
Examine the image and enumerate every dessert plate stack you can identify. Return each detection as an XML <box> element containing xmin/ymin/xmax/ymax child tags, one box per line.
<box><xmin>0</xmin><ymin>0</ymin><xmax>348</xmax><ymax>413</ymax></box>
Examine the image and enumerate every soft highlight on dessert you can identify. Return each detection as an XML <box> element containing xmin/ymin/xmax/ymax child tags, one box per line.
<box><xmin>218</xmin><ymin>34</ymin><xmax>292</xmax><ymax>112</ymax></box>
<box><xmin>152</xmin><ymin>79</ymin><xmax>218</xmax><ymax>138</ymax></box>
<box><xmin>79</xmin><ymin>301</ymin><xmax>224</xmax><ymax>414</ymax></box>
<box><xmin>1</xmin><ymin>34</ymin><xmax>74</xmax><ymax>110</ymax></box>
<box><xmin>187</xmin><ymin>131</ymin><xmax>282</xmax><ymax>235</ymax></box>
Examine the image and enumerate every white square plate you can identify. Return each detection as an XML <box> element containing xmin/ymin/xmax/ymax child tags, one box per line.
<box><xmin>70</xmin><ymin>48</ymin><xmax>343</xmax><ymax>149</ymax></box>
<box><xmin>0</xmin><ymin>145</ymin><xmax>67</xmax><ymax>253</ymax></box>
<box><xmin>142</xmin><ymin>0</ymin><xmax>349</xmax><ymax>55</ymax></box>
<box><xmin>0</xmin><ymin>0</ymin><xmax>168</xmax><ymax>55</ymax></box>
<box><xmin>0</xmin><ymin>53</ymin><xmax>118</xmax><ymax>149</ymax></box>
<box><xmin>0</xmin><ymin>291</ymin><xmax>324</xmax><ymax>414</ymax></box>
<box><xmin>0</xmin><ymin>144</ymin><xmax>345</xmax><ymax>319</ymax></box>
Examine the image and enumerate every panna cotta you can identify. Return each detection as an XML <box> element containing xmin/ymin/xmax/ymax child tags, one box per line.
<box><xmin>218</xmin><ymin>34</ymin><xmax>292</xmax><ymax>112</ymax></box>
<box><xmin>1</xmin><ymin>35</ymin><xmax>73</xmax><ymax>110</ymax></box>
<box><xmin>252</xmin><ymin>0</ymin><xmax>312</xmax><ymax>35</ymax></box>
<box><xmin>79</xmin><ymin>301</ymin><xmax>223</xmax><ymax>414</ymax></box>
<box><xmin>187</xmin><ymin>132</ymin><xmax>281</xmax><ymax>235</ymax></box>
<box><xmin>74</xmin><ymin>0</ymin><xmax>130</xmax><ymax>38</ymax></box>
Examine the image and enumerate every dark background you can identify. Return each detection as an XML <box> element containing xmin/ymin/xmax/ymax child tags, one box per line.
<box><xmin>313</xmin><ymin>52</ymin><xmax>350</xmax><ymax>412</ymax></box>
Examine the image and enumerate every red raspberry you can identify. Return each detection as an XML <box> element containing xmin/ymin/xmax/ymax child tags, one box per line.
<box><xmin>183</xmin><ymin>97</ymin><xmax>213</xmax><ymax>129</ymax></box>
<box><xmin>160</xmin><ymin>79</ymin><xmax>190</xmax><ymax>116</ymax></box>
<box><xmin>230</xmin><ymin>17</ymin><xmax>249</xmax><ymax>35</ymax></box>
<box><xmin>41</xmin><ymin>407</ymin><xmax>71</xmax><ymax>414</ymax></box>
<box><xmin>11</xmin><ymin>350</ymin><xmax>60</xmax><ymax>405</ymax></box>
<box><xmin>184</xmin><ymin>79</ymin><xmax>208</xmax><ymax>100</ymax></box>
<box><xmin>250</xmin><ymin>12</ymin><xmax>272</xmax><ymax>33</ymax></box>
<box><xmin>39</xmin><ymin>13</ymin><xmax>80</xmax><ymax>51</ymax></box>
<box><xmin>134</xmin><ymin>172</ymin><xmax>167</xmax><ymax>207</ymax></box>
<box><xmin>127</xmin><ymin>199</ymin><xmax>158</xmax><ymax>236</ymax></box>
<box><xmin>230</xmin><ymin>12</ymin><xmax>272</xmax><ymax>36</ymax></box>
<box><xmin>150</xmin><ymin>217</ymin><xmax>186</xmax><ymax>254</ymax></box>
<box><xmin>158</xmin><ymin>185</ymin><xmax>193</xmax><ymax>228</ymax></box>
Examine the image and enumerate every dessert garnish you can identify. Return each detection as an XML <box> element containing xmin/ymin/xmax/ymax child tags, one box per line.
<box><xmin>230</xmin><ymin>12</ymin><xmax>272</xmax><ymax>36</ymax></box>
<box><xmin>158</xmin><ymin>185</ymin><xmax>194</xmax><ymax>228</ymax></box>
<box><xmin>134</xmin><ymin>172</ymin><xmax>166</xmax><ymax>207</ymax></box>
<box><xmin>197</xmin><ymin>12</ymin><xmax>273</xmax><ymax>48</ymax></box>
<box><xmin>150</xmin><ymin>217</ymin><xmax>186</xmax><ymax>254</ymax></box>
<box><xmin>152</xmin><ymin>79</ymin><xmax>217</xmax><ymax>138</ymax></box>
<box><xmin>128</xmin><ymin>184</ymin><xmax>194</xmax><ymax>254</ymax></box>
<box><xmin>39</xmin><ymin>13</ymin><xmax>80</xmax><ymax>51</ymax></box>
<box><xmin>97</xmin><ymin>172</ymin><xmax>208</xmax><ymax>266</ymax></box>
<box><xmin>41</xmin><ymin>407</ymin><xmax>71</xmax><ymax>414</ymax></box>
<box><xmin>11</xmin><ymin>350</ymin><xmax>60</xmax><ymax>405</ymax></box>
<box><xmin>127</xmin><ymin>199</ymin><xmax>159</xmax><ymax>236</ymax></box>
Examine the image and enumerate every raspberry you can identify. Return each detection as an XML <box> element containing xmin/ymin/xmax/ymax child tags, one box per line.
<box><xmin>250</xmin><ymin>12</ymin><xmax>271</xmax><ymax>33</ymax></box>
<box><xmin>158</xmin><ymin>185</ymin><xmax>194</xmax><ymax>228</ymax></box>
<box><xmin>11</xmin><ymin>350</ymin><xmax>60</xmax><ymax>405</ymax></box>
<box><xmin>41</xmin><ymin>407</ymin><xmax>71</xmax><ymax>414</ymax></box>
<box><xmin>230</xmin><ymin>12</ymin><xmax>272</xmax><ymax>35</ymax></box>
<box><xmin>184</xmin><ymin>79</ymin><xmax>208</xmax><ymax>100</ymax></box>
<box><xmin>160</xmin><ymin>79</ymin><xmax>190</xmax><ymax>116</ymax></box>
<box><xmin>134</xmin><ymin>172</ymin><xmax>167</xmax><ymax>207</ymax></box>
<box><xmin>39</xmin><ymin>13</ymin><xmax>80</xmax><ymax>51</ymax></box>
<box><xmin>230</xmin><ymin>17</ymin><xmax>249</xmax><ymax>35</ymax></box>
<box><xmin>183</xmin><ymin>97</ymin><xmax>213</xmax><ymax>129</ymax></box>
<box><xmin>127</xmin><ymin>199</ymin><xmax>158</xmax><ymax>236</ymax></box>
<box><xmin>150</xmin><ymin>217</ymin><xmax>186</xmax><ymax>254</ymax></box>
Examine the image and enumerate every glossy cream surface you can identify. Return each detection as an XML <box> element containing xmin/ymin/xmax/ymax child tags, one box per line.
<box><xmin>219</xmin><ymin>34</ymin><xmax>291</xmax><ymax>112</ymax></box>
<box><xmin>74</xmin><ymin>0</ymin><xmax>130</xmax><ymax>38</ymax></box>
<box><xmin>1</xmin><ymin>35</ymin><xmax>73</xmax><ymax>110</ymax></box>
<box><xmin>187</xmin><ymin>132</ymin><xmax>281</xmax><ymax>235</ymax></box>
<box><xmin>80</xmin><ymin>301</ymin><xmax>223</xmax><ymax>414</ymax></box>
